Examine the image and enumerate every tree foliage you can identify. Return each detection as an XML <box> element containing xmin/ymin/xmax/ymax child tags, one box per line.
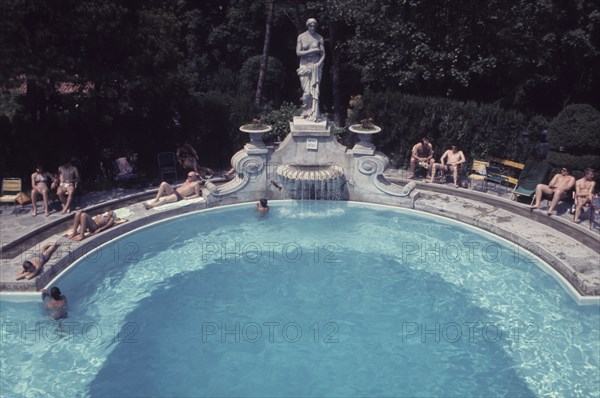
<box><xmin>546</xmin><ymin>104</ymin><xmax>600</xmax><ymax>176</ymax></box>
<box><xmin>0</xmin><ymin>0</ymin><xmax>598</xmax><ymax>184</ymax></box>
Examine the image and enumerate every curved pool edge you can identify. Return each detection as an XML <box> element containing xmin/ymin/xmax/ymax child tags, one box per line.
<box><xmin>1</xmin><ymin>194</ymin><xmax>599</xmax><ymax>305</ymax></box>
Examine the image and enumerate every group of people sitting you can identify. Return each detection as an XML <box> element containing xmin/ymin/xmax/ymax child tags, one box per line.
<box><xmin>530</xmin><ymin>167</ymin><xmax>596</xmax><ymax>222</ymax></box>
<box><xmin>407</xmin><ymin>137</ymin><xmax>597</xmax><ymax>222</ymax></box>
<box><xmin>30</xmin><ymin>159</ymin><xmax>80</xmax><ymax>216</ymax></box>
<box><xmin>408</xmin><ymin>137</ymin><xmax>466</xmax><ymax>188</ymax></box>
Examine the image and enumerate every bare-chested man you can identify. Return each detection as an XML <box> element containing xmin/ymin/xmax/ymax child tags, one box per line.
<box><xmin>428</xmin><ymin>145</ymin><xmax>466</xmax><ymax>187</ymax></box>
<box><xmin>409</xmin><ymin>137</ymin><xmax>435</xmax><ymax>179</ymax></box>
<box><xmin>144</xmin><ymin>172</ymin><xmax>203</xmax><ymax>209</ymax></box>
<box><xmin>68</xmin><ymin>210</ymin><xmax>115</xmax><ymax>241</ymax></box>
<box><xmin>530</xmin><ymin>166</ymin><xmax>576</xmax><ymax>215</ymax></box>
<box><xmin>41</xmin><ymin>286</ymin><xmax>68</xmax><ymax>320</ymax></box>
<box><xmin>53</xmin><ymin>159</ymin><xmax>80</xmax><ymax>214</ymax></box>
<box><xmin>573</xmin><ymin>168</ymin><xmax>596</xmax><ymax>223</ymax></box>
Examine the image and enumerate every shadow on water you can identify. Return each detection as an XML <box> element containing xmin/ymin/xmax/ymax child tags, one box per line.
<box><xmin>88</xmin><ymin>251</ymin><xmax>535</xmax><ymax>397</ymax></box>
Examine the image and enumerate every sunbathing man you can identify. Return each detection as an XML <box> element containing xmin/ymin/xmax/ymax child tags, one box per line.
<box><xmin>409</xmin><ymin>137</ymin><xmax>435</xmax><ymax>179</ymax></box>
<box><xmin>144</xmin><ymin>172</ymin><xmax>203</xmax><ymax>209</ymax></box>
<box><xmin>69</xmin><ymin>210</ymin><xmax>115</xmax><ymax>241</ymax></box>
<box><xmin>428</xmin><ymin>144</ymin><xmax>466</xmax><ymax>187</ymax></box>
<box><xmin>53</xmin><ymin>159</ymin><xmax>80</xmax><ymax>214</ymax></box>
<box><xmin>41</xmin><ymin>286</ymin><xmax>68</xmax><ymax>320</ymax></box>
<box><xmin>16</xmin><ymin>242</ymin><xmax>60</xmax><ymax>280</ymax></box>
<box><xmin>573</xmin><ymin>168</ymin><xmax>596</xmax><ymax>223</ymax></box>
<box><xmin>530</xmin><ymin>166</ymin><xmax>576</xmax><ymax>215</ymax></box>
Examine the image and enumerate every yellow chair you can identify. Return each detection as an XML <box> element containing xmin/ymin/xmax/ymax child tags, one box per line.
<box><xmin>467</xmin><ymin>160</ymin><xmax>488</xmax><ymax>190</ymax></box>
<box><xmin>0</xmin><ymin>178</ymin><xmax>22</xmax><ymax>213</ymax></box>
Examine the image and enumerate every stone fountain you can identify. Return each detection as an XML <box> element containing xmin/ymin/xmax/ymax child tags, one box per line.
<box><xmin>203</xmin><ymin>17</ymin><xmax>418</xmax><ymax>207</ymax></box>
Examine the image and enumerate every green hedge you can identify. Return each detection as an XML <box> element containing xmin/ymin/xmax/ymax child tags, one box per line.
<box><xmin>346</xmin><ymin>90</ymin><xmax>545</xmax><ymax>168</ymax></box>
<box><xmin>546</xmin><ymin>104</ymin><xmax>600</xmax><ymax>179</ymax></box>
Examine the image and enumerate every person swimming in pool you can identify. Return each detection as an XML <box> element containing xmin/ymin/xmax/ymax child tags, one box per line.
<box><xmin>41</xmin><ymin>286</ymin><xmax>68</xmax><ymax>320</ymax></box>
<box><xmin>144</xmin><ymin>172</ymin><xmax>203</xmax><ymax>209</ymax></box>
<box><xmin>68</xmin><ymin>210</ymin><xmax>115</xmax><ymax>241</ymax></box>
<box><xmin>256</xmin><ymin>198</ymin><xmax>269</xmax><ymax>213</ymax></box>
<box><xmin>16</xmin><ymin>242</ymin><xmax>60</xmax><ymax>280</ymax></box>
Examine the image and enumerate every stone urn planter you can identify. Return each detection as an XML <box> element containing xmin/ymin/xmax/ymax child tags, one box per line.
<box><xmin>240</xmin><ymin>124</ymin><xmax>272</xmax><ymax>154</ymax></box>
<box><xmin>349</xmin><ymin>124</ymin><xmax>381</xmax><ymax>155</ymax></box>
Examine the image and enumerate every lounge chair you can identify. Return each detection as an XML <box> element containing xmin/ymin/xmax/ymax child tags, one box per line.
<box><xmin>0</xmin><ymin>178</ymin><xmax>22</xmax><ymax>214</ymax></box>
<box><xmin>467</xmin><ymin>160</ymin><xmax>488</xmax><ymax>190</ymax></box>
<box><xmin>510</xmin><ymin>161</ymin><xmax>552</xmax><ymax>201</ymax></box>
<box><xmin>158</xmin><ymin>152</ymin><xmax>178</xmax><ymax>183</ymax></box>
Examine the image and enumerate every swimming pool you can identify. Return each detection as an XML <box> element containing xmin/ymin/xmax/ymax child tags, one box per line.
<box><xmin>1</xmin><ymin>201</ymin><xmax>598</xmax><ymax>397</ymax></box>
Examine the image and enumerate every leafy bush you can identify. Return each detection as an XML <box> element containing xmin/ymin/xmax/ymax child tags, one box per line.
<box><xmin>346</xmin><ymin>90</ymin><xmax>543</xmax><ymax>167</ymax></box>
<box><xmin>239</xmin><ymin>55</ymin><xmax>285</xmax><ymax>93</ymax></box>
<box><xmin>259</xmin><ymin>102</ymin><xmax>301</xmax><ymax>143</ymax></box>
<box><xmin>546</xmin><ymin>104</ymin><xmax>600</xmax><ymax>178</ymax></box>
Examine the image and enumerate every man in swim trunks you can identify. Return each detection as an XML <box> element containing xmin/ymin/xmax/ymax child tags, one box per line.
<box><xmin>573</xmin><ymin>168</ymin><xmax>596</xmax><ymax>223</ymax></box>
<box><xmin>68</xmin><ymin>210</ymin><xmax>115</xmax><ymax>241</ymax></box>
<box><xmin>409</xmin><ymin>137</ymin><xmax>435</xmax><ymax>180</ymax></box>
<box><xmin>16</xmin><ymin>242</ymin><xmax>60</xmax><ymax>280</ymax></box>
<box><xmin>53</xmin><ymin>159</ymin><xmax>80</xmax><ymax>214</ymax></box>
<box><xmin>428</xmin><ymin>144</ymin><xmax>466</xmax><ymax>187</ymax></box>
<box><xmin>144</xmin><ymin>172</ymin><xmax>203</xmax><ymax>209</ymax></box>
<box><xmin>530</xmin><ymin>166</ymin><xmax>576</xmax><ymax>215</ymax></box>
<box><xmin>41</xmin><ymin>286</ymin><xmax>68</xmax><ymax>320</ymax></box>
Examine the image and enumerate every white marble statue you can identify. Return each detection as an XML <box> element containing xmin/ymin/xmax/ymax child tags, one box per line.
<box><xmin>296</xmin><ymin>18</ymin><xmax>325</xmax><ymax>122</ymax></box>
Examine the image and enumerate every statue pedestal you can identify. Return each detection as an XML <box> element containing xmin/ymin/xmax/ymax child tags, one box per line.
<box><xmin>290</xmin><ymin>116</ymin><xmax>330</xmax><ymax>137</ymax></box>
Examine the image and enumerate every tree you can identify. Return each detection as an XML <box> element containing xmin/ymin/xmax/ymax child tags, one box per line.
<box><xmin>546</xmin><ymin>104</ymin><xmax>600</xmax><ymax>176</ymax></box>
<box><xmin>255</xmin><ymin>0</ymin><xmax>274</xmax><ymax>106</ymax></box>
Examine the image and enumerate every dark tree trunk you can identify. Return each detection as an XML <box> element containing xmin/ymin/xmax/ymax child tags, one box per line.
<box><xmin>328</xmin><ymin>20</ymin><xmax>343</xmax><ymax>126</ymax></box>
<box><xmin>255</xmin><ymin>0</ymin><xmax>274</xmax><ymax>106</ymax></box>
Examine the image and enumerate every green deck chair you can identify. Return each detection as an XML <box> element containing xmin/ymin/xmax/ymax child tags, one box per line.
<box><xmin>510</xmin><ymin>161</ymin><xmax>552</xmax><ymax>201</ymax></box>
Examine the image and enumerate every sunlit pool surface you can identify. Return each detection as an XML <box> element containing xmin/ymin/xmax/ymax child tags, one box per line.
<box><xmin>1</xmin><ymin>201</ymin><xmax>598</xmax><ymax>397</ymax></box>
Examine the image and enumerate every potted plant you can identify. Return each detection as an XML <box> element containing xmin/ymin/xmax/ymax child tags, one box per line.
<box><xmin>240</xmin><ymin>118</ymin><xmax>272</xmax><ymax>150</ymax></box>
<box><xmin>348</xmin><ymin>117</ymin><xmax>381</xmax><ymax>154</ymax></box>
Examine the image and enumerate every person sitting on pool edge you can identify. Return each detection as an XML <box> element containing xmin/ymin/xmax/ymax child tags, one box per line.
<box><xmin>408</xmin><ymin>137</ymin><xmax>435</xmax><ymax>180</ymax></box>
<box><xmin>256</xmin><ymin>198</ymin><xmax>269</xmax><ymax>212</ymax></box>
<box><xmin>529</xmin><ymin>166</ymin><xmax>576</xmax><ymax>215</ymax></box>
<box><xmin>144</xmin><ymin>172</ymin><xmax>204</xmax><ymax>209</ymax></box>
<box><xmin>573</xmin><ymin>168</ymin><xmax>596</xmax><ymax>223</ymax></box>
<box><xmin>16</xmin><ymin>242</ymin><xmax>60</xmax><ymax>280</ymax></box>
<box><xmin>427</xmin><ymin>144</ymin><xmax>466</xmax><ymax>187</ymax></box>
<box><xmin>41</xmin><ymin>286</ymin><xmax>68</xmax><ymax>320</ymax></box>
<box><xmin>68</xmin><ymin>210</ymin><xmax>115</xmax><ymax>241</ymax></box>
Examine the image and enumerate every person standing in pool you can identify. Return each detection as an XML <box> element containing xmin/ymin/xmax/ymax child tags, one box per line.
<box><xmin>41</xmin><ymin>286</ymin><xmax>68</xmax><ymax>320</ymax></box>
<box><xmin>256</xmin><ymin>198</ymin><xmax>269</xmax><ymax>213</ymax></box>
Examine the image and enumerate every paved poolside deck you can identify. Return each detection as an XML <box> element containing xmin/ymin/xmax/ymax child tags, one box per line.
<box><xmin>1</xmin><ymin>170</ymin><xmax>598</xmax><ymax>302</ymax></box>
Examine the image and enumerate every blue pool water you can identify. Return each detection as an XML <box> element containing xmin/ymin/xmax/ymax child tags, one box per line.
<box><xmin>1</xmin><ymin>201</ymin><xmax>598</xmax><ymax>397</ymax></box>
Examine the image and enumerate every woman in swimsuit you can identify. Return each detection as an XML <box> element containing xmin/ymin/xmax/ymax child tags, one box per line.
<box><xmin>31</xmin><ymin>164</ymin><xmax>56</xmax><ymax>216</ymax></box>
<box><xmin>16</xmin><ymin>242</ymin><xmax>60</xmax><ymax>280</ymax></box>
<box><xmin>69</xmin><ymin>210</ymin><xmax>115</xmax><ymax>241</ymax></box>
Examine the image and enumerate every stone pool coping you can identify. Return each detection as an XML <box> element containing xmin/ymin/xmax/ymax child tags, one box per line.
<box><xmin>1</xmin><ymin>183</ymin><xmax>598</xmax><ymax>304</ymax></box>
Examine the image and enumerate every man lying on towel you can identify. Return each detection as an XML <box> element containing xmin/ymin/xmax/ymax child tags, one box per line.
<box><xmin>144</xmin><ymin>172</ymin><xmax>203</xmax><ymax>210</ymax></box>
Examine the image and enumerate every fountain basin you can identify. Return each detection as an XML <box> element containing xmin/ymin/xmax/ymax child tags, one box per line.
<box><xmin>276</xmin><ymin>163</ymin><xmax>345</xmax><ymax>200</ymax></box>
